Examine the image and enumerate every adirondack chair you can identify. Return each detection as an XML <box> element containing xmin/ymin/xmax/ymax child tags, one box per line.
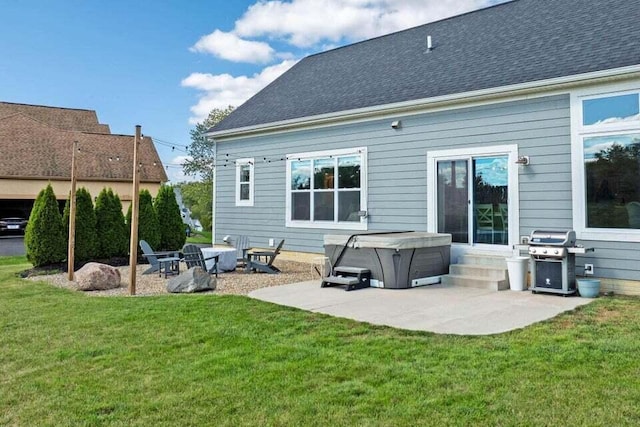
<box><xmin>246</xmin><ymin>239</ymin><xmax>285</xmax><ymax>274</ymax></box>
<box><xmin>234</xmin><ymin>235</ymin><xmax>251</xmax><ymax>268</ymax></box>
<box><xmin>139</xmin><ymin>240</ymin><xmax>179</xmax><ymax>275</ymax></box>
<box><xmin>182</xmin><ymin>244</ymin><xmax>219</xmax><ymax>277</ymax></box>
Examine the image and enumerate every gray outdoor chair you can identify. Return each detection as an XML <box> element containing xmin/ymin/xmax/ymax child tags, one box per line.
<box><xmin>139</xmin><ymin>240</ymin><xmax>180</xmax><ymax>275</ymax></box>
<box><xmin>234</xmin><ymin>235</ymin><xmax>251</xmax><ymax>268</ymax></box>
<box><xmin>245</xmin><ymin>239</ymin><xmax>284</xmax><ymax>274</ymax></box>
<box><xmin>182</xmin><ymin>244</ymin><xmax>219</xmax><ymax>277</ymax></box>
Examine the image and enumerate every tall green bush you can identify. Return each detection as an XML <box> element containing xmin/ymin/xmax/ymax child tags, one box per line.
<box><xmin>95</xmin><ymin>188</ymin><xmax>128</xmax><ymax>258</ymax></box>
<box><xmin>25</xmin><ymin>184</ymin><xmax>66</xmax><ymax>267</ymax></box>
<box><xmin>126</xmin><ymin>189</ymin><xmax>160</xmax><ymax>253</ymax></box>
<box><xmin>154</xmin><ymin>185</ymin><xmax>186</xmax><ymax>250</ymax></box>
<box><xmin>63</xmin><ymin>187</ymin><xmax>97</xmax><ymax>263</ymax></box>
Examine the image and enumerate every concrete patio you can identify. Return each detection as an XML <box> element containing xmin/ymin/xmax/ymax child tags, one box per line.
<box><xmin>249</xmin><ymin>281</ymin><xmax>594</xmax><ymax>335</ymax></box>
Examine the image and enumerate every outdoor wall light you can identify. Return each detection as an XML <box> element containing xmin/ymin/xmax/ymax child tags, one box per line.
<box><xmin>515</xmin><ymin>155</ymin><xmax>530</xmax><ymax>165</ymax></box>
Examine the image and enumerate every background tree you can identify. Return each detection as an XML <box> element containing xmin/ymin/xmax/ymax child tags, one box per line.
<box><xmin>179</xmin><ymin>106</ymin><xmax>234</xmax><ymax>234</ymax></box>
<box><xmin>95</xmin><ymin>188</ymin><xmax>128</xmax><ymax>258</ymax></box>
<box><xmin>126</xmin><ymin>189</ymin><xmax>160</xmax><ymax>253</ymax></box>
<box><xmin>25</xmin><ymin>184</ymin><xmax>66</xmax><ymax>267</ymax></box>
<box><xmin>63</xmin><ymin>187</ymin><xmax>97</xmax><ymax>263</ymax></box>
<box><xmin>154</xmin><ymin>185</ymin><xmax>186</xmax><ymax>250</ymax></box>
<box><xmin>183</xmin><ymin>105</ymin><xmax>234</xmax><ymax>181</ymax></box>
<box><xmin>177</xmin><ymin>181</ymin><xmax>212</xmax><ymax>230</ymax></box>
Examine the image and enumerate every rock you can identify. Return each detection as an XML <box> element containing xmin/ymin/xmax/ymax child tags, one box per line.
<box><xmin>167</xmin><ymin>267</ymin><xmax>216</xmax><ymax>293</ymax></box>
<box><xmin>75</xmin><ymin>262</ymin><xmax>122</xmax><ymax>291</ymax></box>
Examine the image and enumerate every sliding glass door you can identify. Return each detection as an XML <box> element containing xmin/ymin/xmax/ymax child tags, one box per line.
<box><xmin>436</xmin><ymin>155</ymin><xmax>509</xmax><ymax>246</ymax></box>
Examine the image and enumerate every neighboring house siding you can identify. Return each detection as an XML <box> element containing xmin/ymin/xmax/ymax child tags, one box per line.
<box><xmin>215</xmin><ymin>94</ymin><xmax>569</xmax><ymax>242</ymax></box>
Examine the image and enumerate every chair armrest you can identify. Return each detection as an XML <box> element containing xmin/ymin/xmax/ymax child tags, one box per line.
<box><xmin>203</xmin><ymin>255</ymin><xmax>220</xmax><ymax>262</ymax></box>
<box><xmin>142</xmin><ymin>252</ymin><xmax>176</xmax><ymax>260</ymax></box>
<box><xmin>251</xmin><ymin>250</ymin><xmax>274</xmax><ymax>255</ymax></box>
<box><xmin>250</xmin><ymin>250</ymin><xmax>275</xmax><ymax>258</ymax></box>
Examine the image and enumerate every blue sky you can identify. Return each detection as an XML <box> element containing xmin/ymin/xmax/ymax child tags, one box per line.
<box><xmin>0</xmin><ymin>0</ymin><xmax>504</xmax><ymax>182</ymax></box>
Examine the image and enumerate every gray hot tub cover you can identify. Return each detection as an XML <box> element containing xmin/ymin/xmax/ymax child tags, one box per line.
<box><xmin>323</xmin><ymin>232</ymin><xmax>451</xmax><ymax>250</ymax></box>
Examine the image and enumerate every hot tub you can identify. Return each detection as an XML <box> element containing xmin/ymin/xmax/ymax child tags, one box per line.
<box><xmin>324</xmin><ymin>232</ymin><xmax>451</xmax><ymax>289</ymax></box>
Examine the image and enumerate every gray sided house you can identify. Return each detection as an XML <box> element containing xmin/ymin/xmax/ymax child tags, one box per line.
<box><xmin>208</xmin><ymin>0</ymin><xmax>640</xmax><ymax>294</ymax></box>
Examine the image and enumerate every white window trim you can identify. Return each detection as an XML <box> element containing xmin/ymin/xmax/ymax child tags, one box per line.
<box><xmin>285</xmin><ymin>147</ymin><xmax>368</xmax><ymax>230</ymax></box>
<box><xmin>426</xmin><ymin>144</ymin><xmax>520</xmax><ymax>251</ymax></box>
<box><xmin>235</xmin><ymin>158</ymin><xmax>254</xmax><ymax>207</ymax></box>
<box><xmin>570</xmin><ymin>80</ymin><xmax>640</xmax><ymax>242</ymax></box>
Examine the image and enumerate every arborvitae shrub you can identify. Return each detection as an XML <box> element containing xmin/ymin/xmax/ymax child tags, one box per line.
<box><xmin>25</xmin><ymin>184</ymin><xmax>66</xmax><ymax>267</ymax></box>
<box><xmin>63</xmin><ymin>187</ymin><xmax>97</xmax><ymax>263</ymax></box>
<box><xmin>154</xmin><ymin>185</ymin><xmax>186</xmax><ymax>250</ymax></box>
<box><xmin>126</xmin><ymin>189</ymin><xmax>160</xmax><ymax>254</ymax></box>
<box><xmin>95</xmin><ymin>188</ymin><xmax>129</xmax><ymax>258</ymax></box>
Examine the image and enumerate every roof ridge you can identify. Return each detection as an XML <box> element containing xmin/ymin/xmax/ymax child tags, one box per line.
<box><xmin>0</xmin><ymin>100</ymin><xmax>97</xmax><ymax>113</ymax></box>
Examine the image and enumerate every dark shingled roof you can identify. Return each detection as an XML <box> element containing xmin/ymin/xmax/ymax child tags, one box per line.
<box><xmin>213</xmin><ymin>0</ymin><xmax>640</xmax><ymax>133</ymax></box>
<box><xmin>0</xmin><ymin>101</ymin><xmax>111</xmax><ymax>134</ymax></box>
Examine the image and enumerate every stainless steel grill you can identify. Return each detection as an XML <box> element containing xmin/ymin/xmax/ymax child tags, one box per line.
<box><xmin>528</xmin><ymin>230</ymin><xmax>578</xmax><ymax>295</ymax></box>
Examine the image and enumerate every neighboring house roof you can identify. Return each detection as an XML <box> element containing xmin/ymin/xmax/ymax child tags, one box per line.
<box><xmin>212</xmin><ymin>0</ymin><xmax>640</xmax><ymax>134</ymax></box>
<box><xmin>0</xmin><ymin>101</ymin><xmax>111</xmax><ymax>134</ymax></box>
<box><xmin>0</xmin><ymin>113</ymin><xmax>167</xmax><ymax>183</ymax></box>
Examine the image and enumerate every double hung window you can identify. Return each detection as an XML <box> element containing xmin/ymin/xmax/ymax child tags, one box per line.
<box><xmin>572</xmin><ymin>84</ymin><xmax>640</xmax><ymax>240</ymax></box>
<box><xmin>286</xmin><ymin>147</ymin><xmax>367</xmax><ymax>229</ymax></box>
<box><xmin>235</xmin><ymin>158</ymin><xmax>254</xmax><ymax>206</ymax></box>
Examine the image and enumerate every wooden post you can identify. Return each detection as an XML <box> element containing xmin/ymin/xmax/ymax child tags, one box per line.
<box><xmin>128</xmin><ymin>126</ymin><xmax>141</xmax><ymax>295</ymax></box>
<box><xmin>67</xmin><ymin>141</ymin><xmax>78</xmax><ymax>281</ymax></box>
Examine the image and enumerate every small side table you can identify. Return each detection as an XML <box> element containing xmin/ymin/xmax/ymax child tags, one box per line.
<box><xmin>158</xmin><ymin>257</ymin><xmax>181</xmax><ymax>278</ymax></box>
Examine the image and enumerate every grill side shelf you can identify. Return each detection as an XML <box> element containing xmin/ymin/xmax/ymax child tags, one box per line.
<box><xmin>567</xmin><ymin>247</ymin><xmax>595</xmax><ymax>254</ymax></box>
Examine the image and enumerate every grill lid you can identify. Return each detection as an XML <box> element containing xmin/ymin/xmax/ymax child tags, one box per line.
<box><xmin>529</xmin><ymin>230</ymin><xmax>576</xmax><ymax>247</ymax></box>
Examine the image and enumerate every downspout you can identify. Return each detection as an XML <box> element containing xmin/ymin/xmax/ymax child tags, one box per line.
<box><xmin>210</xmin><ymin>136</ymin><xmax>217</xmax><ymax>245</ymax></box>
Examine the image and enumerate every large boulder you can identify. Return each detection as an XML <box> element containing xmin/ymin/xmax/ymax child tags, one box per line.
<box><xmin>75</xmin><ymin>262</ymin><xmax>121</xmax><ymax>291</ymax></box>
<box><xmin>167</xmin><ymin>267</ymin><xmax>215</xmax><ymax>293</ymax></box>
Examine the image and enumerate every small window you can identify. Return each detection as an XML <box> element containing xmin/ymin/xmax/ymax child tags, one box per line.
<box><xmin>235</xmin><ymin>158</ymin><xmax>254</xmax><ymax>206</ymax></box>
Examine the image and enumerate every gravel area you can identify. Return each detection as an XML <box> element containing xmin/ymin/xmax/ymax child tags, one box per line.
<box><xmin>27</xmin><ymin>259</ymin><xmax>322</xmax><ymax>297</ymax></box>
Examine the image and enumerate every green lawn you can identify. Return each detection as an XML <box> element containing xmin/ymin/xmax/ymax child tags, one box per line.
<box><xmin>186</xmin><ymin>230</ymin><xmax>212</xmax><ymax>245</ymax></box>
<box><xmin>1</xmin><ymin>258</ymin><xmax>639</xmax><ymax>426</ymax></box>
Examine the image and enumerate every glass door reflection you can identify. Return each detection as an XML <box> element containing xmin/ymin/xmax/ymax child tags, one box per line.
<box><xmin>437</xmin><ymin>160</ymin><xmax>469</xmax><ymax>243</ymax></box>
<box><xmin>473</xmin><ymin>156</ymin><xmax>508</xmax><ymax>245</ymax></box>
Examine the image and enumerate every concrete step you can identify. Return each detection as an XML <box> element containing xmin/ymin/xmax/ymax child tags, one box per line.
<box><xmin>449</xmin><ymin>264</ymin><xmax>508</xmax><ymax>280</ymax></box>
<box><xmin>441</xmin><ymin>274</ymin><xmax>510</xmax><ymax>291</ymax></box>
<box><xmin>461</xmin><ymin>253</ymin><xmax>509</xmax><ymax>268</ymax></box>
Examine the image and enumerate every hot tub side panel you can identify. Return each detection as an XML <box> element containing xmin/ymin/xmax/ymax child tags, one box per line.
<box><xmin>374</xmin><ymin>246</ymin><xmax>451</xmax><ymax>289</ymax></box>
<box><xmin>324</xmin><ymin>244</ymin><xmax>451</xmax><ymax>289</ymax></box>
<box><xmin>324</xmin><ymin>245</ymin><xmax>385</xmax><ymax>285</ymax></box>
<box><xmin>410</xmin><ymin>246</ymin><xmax>451</xmax><ymax>281</ymax></box>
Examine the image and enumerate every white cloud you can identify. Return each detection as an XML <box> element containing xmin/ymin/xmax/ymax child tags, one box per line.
<box><xmin>184</xmin><ymin>0</ymin><xmax>505</xmax><ymax>124</ymax></box>
<box><xmin>234</xmin><ymin>0</ymin><xmax>497</xmax><ymax>47</ymax></box>
<box><xmin>190</xmin><ymin>29</ymin><xmax>275</xmax><ymax>63</ymax></box>
<box><xmin>181</xmin><ymin>59</ymin><xmax>298</xmax><ymax>124</ymax></box>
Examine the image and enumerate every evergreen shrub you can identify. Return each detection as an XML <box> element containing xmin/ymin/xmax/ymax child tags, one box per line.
<box><xmin>25</xmin><ymin>184</ymin><xmax>66</xmax><ymax>267</ymax></box>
